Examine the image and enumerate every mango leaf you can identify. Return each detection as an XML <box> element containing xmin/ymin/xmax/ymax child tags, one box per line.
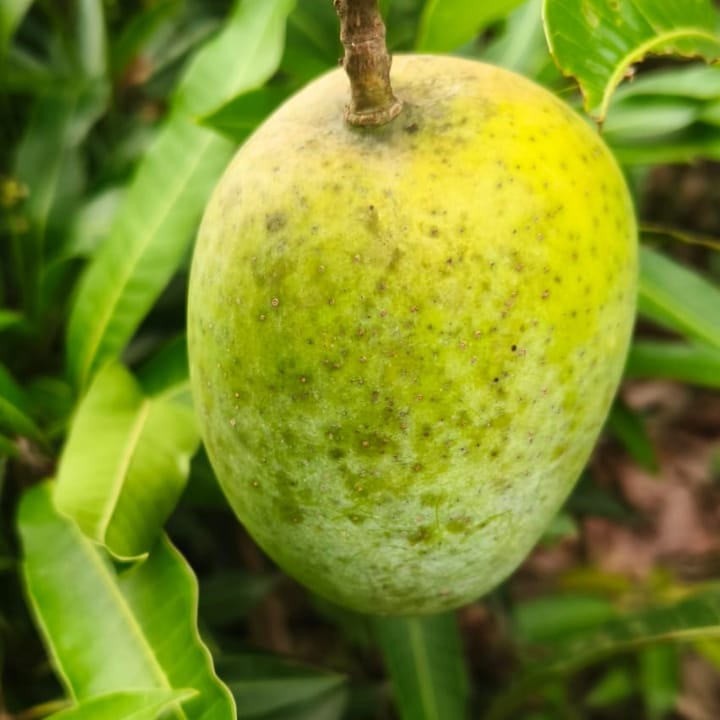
<box><xmin>638</xmin><ymin>645</ymin><xmax>679</xmax><ymax>718</ymax></box>
<box><xmin>137</xmin><ymin>334</ymin><xmax>192</xmax><ymax>403</ymax></box>
<box><xmin>488</xmin><ymin>585</ymin><xmax>720</xmax><ymax>720</ymax></box>
<box><xmin>416</xmin><ymin>0</ymin><xmax>525</xmax><ymax>51</ymax></box>
<box><xmin>0</xmin><ymin>434</ymin><xmax>18</xmax><ymax>458</ymax></box>
<box><xmin>221</xmin><ymin>654</ymin><xmax>347</xmax><ymax>719</ymax></box>
<box><xmin>0</xmin><ymin>363</ymin><xmax>42</xmax><ymax>441</ymax></box>
<box><xmin>0</xmin><ymin>0</ymin><xmax>33</xmax><ymax>55</ymax></box>
<box><xmin>19</xmin><ymin>482</ymin><xmax>235</xmax><ymax>719</ymax></box>
<box><xmin>281</xmin><ymin>0</ymin><xmax>339</xmax><ymax>82</ymax></box>
<box><xmin>626</xmin><ymin>341</ymin><xmax>720</xmax><ymax>388</ymax></box>
<box><xmin>0</xmin><ymin>309</ymin><xmax>25</xmax><ymax>332</ymax></box>
<box><xmin>373</xmin><ymin>613</ymin><xmax>468</xmax><ymax>720</ymax></box>
<box><xmin>199</xmin><ymin>570</ymin><xmax>278</xmax><ymax>628</ymax></box>
<box><xmin>199</xmin><ymin>86</ymin><xmax>293</xmax><ymax>144</ymax></box>
<box><xmin>543</xmin><ymin>0</ymin><xmax>720</xmax><ymax>119</ymax></box>
<box><xmin>13</xmin><ymin>0</ymin><xmax>109</xmax><ymax>315</ymax></box>
<box><xmin>611</xmin><ymin>125</ymin><xmax>720</xmax><ymax>165</ymax></box>
<box><xmin>610</xmin><ymin>63</ymin><xmax>720</xmax><ymax>101</ymax></box>
<box><xmin>66</xmin><ymin>0</ymin><xmax>295</xmax><ymax>389</ymax></box>
<box><xmin>482</xmin><ymin>0</ymin><xmax>557</xmax><ymax>80</ymax></box>
<box><xmin>638</xmin><ymin>245</ymin><xmax>720</xmax><ymax>349</ymax></box>
<box><xmin>48</xmin><ymin>689</ymin><xmax>194</xmax><ymax>720</ymax></box>
<box><xmin>110</xmin><ymin>0</ymin><xmax>182</xmax><ymax>78</ymax></box>
<box><xmin>605</xmin><ymin>401</ymin><xmax>657</xmax><ymax>472</ymax></box>
<box><xmin>54</xmin><ymin>362</ymin><xmax>199</xmax><ymax>559</ymax></box>
<box><xmin>604</xmin><ymin>97</ymin><xmax>700</xmax><ymax>142</ymax></box>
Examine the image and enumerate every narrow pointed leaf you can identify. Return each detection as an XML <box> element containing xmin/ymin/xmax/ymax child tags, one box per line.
<box><xmin>13</xmin><ymin>0</ymin><xmax>108</xmax><ymax>300</ymax></box>
<box><xmin>416</xmin><ymin>0</ymin><xmax>525</xmax><ymax>51</ymax></box>
<box><xmin>489</xmin><ymin>585</ymin><xmax>720</xmax><ymax>719</ymax></box>
<box><xmin>137</xmin><ymin>334</ymin><xmax>192</xmax><ymax>403</ymax></box>
<box><xmin>0</xmin><ymin>363</ymin><xmax>42</xmax><ymax>440</ymax></box>
<box><xmin>66</xmin><ymin>0</ymin><xmax>295</xmax><ymax>389</ymax></box>
<box><xmin>199</xmin><ymin>86</ymin><xmax>293</xmax><ymax>144</ymax></box>
<box><xmin>543</xmin><ymin>0</ymin><xmax>720</xmax><ymax>119</ymax></box>
<box><xmin>626</xmin><ymin>341</ymin><xmax>720</xmax><ymax>388</ymax></box>
<box><xmin>638</xmin><ymin>245</ymin><xmax>720</xmax><ymax>349</ymax></box>
<box><xmin>55</xmin><ymin>362</ymin><xmax>199</xmax><ymax>559</ymax></box>
<box><xmin>373</xmin><ymin>613</ymin><xmax>468</xmax><ymax>720</ymax></box>
<box><xmin>0</xmin><ymin>0</ymin><xmax>34</xmax><ymax>55</ymax></box>
<box><xmin>19</xmin><ymin>482</ymin><xmax>235</xmax><ymax>719</ymax></box>
<box><xmin>219</xmin><ymin>654</ymin><xmax>347</xmax><ymax>720</ymax></box>
<box><xmin>48</xmin><ymin>689</ymin><xmax>194</xmax><ymax>720</ymax></box>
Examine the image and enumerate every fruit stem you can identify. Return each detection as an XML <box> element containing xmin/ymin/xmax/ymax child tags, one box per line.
<box><xmin>333</xmin><ymin>0</ymin><xmax>403</xmax><ymax>127</ymax></box>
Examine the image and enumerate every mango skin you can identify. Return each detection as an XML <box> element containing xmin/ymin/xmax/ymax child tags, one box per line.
<box><xmin>188</xmin><ymin>55</ymin><xmax>637</xmax><ymax>615</ymax></box>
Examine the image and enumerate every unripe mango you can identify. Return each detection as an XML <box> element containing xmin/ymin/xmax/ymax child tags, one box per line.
<box><xmin>188</xmin><ymin>55</ymin><xmax>637</xmax><ymax>615</ymax></box>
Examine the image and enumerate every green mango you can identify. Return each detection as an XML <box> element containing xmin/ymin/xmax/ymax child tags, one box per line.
<box><xmin>188</xmin><ymin>55</ymin><xmax>637</xmax><ymax>615</ymax></box>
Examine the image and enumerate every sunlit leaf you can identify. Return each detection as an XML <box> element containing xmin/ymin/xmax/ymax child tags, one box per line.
<box><xmin>19</xmin><ymin>482</ymin><xmax>235</xmax><ymax>719</ymax></box>
<box><xmin>543</xmin><ymin>0</ymin><xmax>720</xmax><ymax>119</ymax></box>
<box><xmin>374</xmin><ymin>613</ymin><xmax>468</xmax><ymax>720</ymax></box>
<box><xmin>66</xmin><ymin>0</ymin><xmax>295</xmax><ymax>389</ymax></box>
<box><xmin>55</xmin><ymin>362</ymin><xmax>199</xmax><ymax>559</ymax></box>
<box><xmin>47</xmin><ymin>689</ymin><xmax>194</xmax><ymax>720</ymax></box>
<box><xmin>416</xmin><ymin>0</ymin><xmax>525</xmax><ymax>51</ymax></box>
<box><xmin>638</xmin><ymin>246</ymin><xmax>720</xmax><ymax>348</ymax></box>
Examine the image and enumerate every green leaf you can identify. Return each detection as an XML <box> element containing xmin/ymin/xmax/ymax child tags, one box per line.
<box><xmin>220</xmin><ymin>654</ymin><xmax>347</xmax><ymax>720</ymax></box>
<box><xmin>110</xmin><ymin>0</ymin><xmax>182</xmax><ymax>77</ymax></box>
<box><xmin>543</xmin><ymin>0</ymin><xmax>720</xmax><ymax>119</ymax></box>
<box><xmin>638</xmin><ymin>645</ymin><xmax>679</xmax><ymax>718</ymax></box>
<box><xmin>66</xmin><ymin>0</ymin><xmax>295</xmax><ymax>389</ymax></box>
<box><xmin>625</xmin><ymin>341</ymin><xmax>720</xmax><ymax>388</ymax></box>
<box><xmin>611</xmin><ymin>124</ymin><xmax>720</xmax><ymax>165</ymax></box>
<box><xmin>0</xmin><ymin>363</ymin><xmax>42</xmax><ymax>440</ymax></box>
<box><xmin>19</xmin><ymin>482</ymin><xmax>235</xmax><ymax>718</ymax></box>
<box><xmin>604</xmin><ymin>97</ymin><xmax>700</xmax><ymax>142</ymax></box>
<box><xmin>55</xmin><ymin>362</ymin><xmax>199</xmax><ymax>559</ymax></box>
<box><xmin>416</xmin><ymin>0</ymin><xmax>525</xmax><ymax>51</ymax></box>
<box><xmin>482</xmin><ymin>0</ymin><xmax>556</xmax><ymax>79</ymax></box>
<box><xmin>0</xmin><ymin>309</ymin><xmax>25</xmax><ymax>332</ymax></box>
<box><xmin>48</xmin><ymin>689</ymin><xmax>194</xmax><ymax>720</ymax></box>
<box><xmin>137</xmin><ymin>334</ymin><xmax>192</xmax><ymax>403</ymax></box>
<box><xmin>74</xmin><ymin>0</ymin><xmax>107</xmax><ymax>78</ymax></box>
<box><xmin>585</xmin><ymin>666</ymin><xmax>634</xmax><ymax>708</ymax></box>
<box><xmin>373</xmin><ymin>613</ymin><xmax>468</xmax><ymax>720</ymax></box>
<box><xmin>200</xmin><ymin>86</ymin><xmax>293</xmax><ymax>144</ymax></box>
<box><xmin>639</xmin><ymin>245</ymin><xmax>720</xmax><ymax>348</ymax></box>
<box><xmin>0</xmin><ymin>434</ymin><xmax>18</xmax><ymax>459</ymax></box>
<box><xmin>9</xmin><ymin>3</ymin><xmax>108</xmax><ymax>319</ymax></box>
<box><xmin>281</xmin><ymin>1</ymin><xmax>339</xmax><ymax>82</ymax></box>
<box><xmin>606</xmin><ymin>401</ymin><xmax>657</xmax><ymax>472</ymax></box>
<box><xmin>610</xmin><ymin>63</ymin><xmax>720</xmax><ymax>100</ymax></box>
<box><xmin>15</xmin><ymin>81</ymin><xmax>109</xmax><ymax>242</ymax></box>
<box><xmin>489</xmin><ymin>585</ymin><xmax>720</xmax><ymax>719</ymax></box>
<box><xmin>0</xmin><ymin>0</ymin><xmax>34</xmax><ymax>55</ymax></box>
<box><xmin>199</xmin><ymin>570</ymin><xmax>278</xmax><ymax>628</ymax></box>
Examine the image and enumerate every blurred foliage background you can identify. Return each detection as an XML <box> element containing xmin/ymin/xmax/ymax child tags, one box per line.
<box><xmin>1</xmin><ymin>0</ymin><xmax>720</xmax><ymax>718</ymax></box>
